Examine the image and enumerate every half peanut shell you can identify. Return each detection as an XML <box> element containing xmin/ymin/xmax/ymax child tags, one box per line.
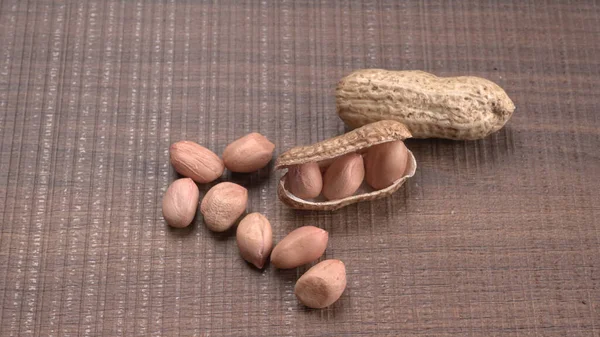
<box><xmin>275</xmin><ymin>120</ymin><xmax>417</xmax><ymax>211</ymax></box>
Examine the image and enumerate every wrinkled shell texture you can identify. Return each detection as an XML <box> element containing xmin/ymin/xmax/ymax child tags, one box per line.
<box><xmin>162</xmin><ymin>178</ymin><xmax>199</xmax><ymax>228</ymax></box>
<box><xmin>322</xmin><ymin>153</ymin><xmax>365</xmax><ymax>200</ymax></box>
<box><xmin>276</xmin><ymin>120</ymin><xmax>416</xmax><ymax>211</ymax></box>
<box><xmin>223</xmin><ymin>133</ymin><xmax>275</xmax><ymax>172</ymax></box>
<box><xmin>275</xmin><ymin>120</ymin><xmax>411</xmax><ymax>168</ymax></box>
<box><xmin>364</xmin><ymin>140</ymin><xmax>408</xmax><ymax>190</ymax></box>
<box><xmin>170</xmin><ymin>141</ymin><xmax>224</xmax><ymax>183</ymax></box>
<box><xmin>200</xmin><ymin>182</ymin><xmax>248</xmax><ymax>232</ymax></box>
<box><xmin>336</xmin><ymin>69</ymin><xmax>516</xmax><ymax>140</ymax></box>
<box><xmin>271</xmin><ymin>226</ymin><xmax>329</xmax><ymax>269</ymax></box>
<box><xmin>236</xmin><ymin>213</ymin><xmax>273</xmax><ymax>269</ymax></box>
<box><xmin>294</xmin><ymin>259</ymin><xmax>347</xmax><ymax>309</ymax></box>
<box><xmin>286</xmin><ymin>162</ymin><xmax>323</xmax><ymax>200</ymax></box>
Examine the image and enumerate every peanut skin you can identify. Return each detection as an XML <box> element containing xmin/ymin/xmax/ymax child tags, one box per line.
<box><xmin>295</xmin><ymin>259</ymin><xmax>346</xmax><ymax>309</ymax></box>
<box><xmin>364</xmin><ymin>140</ymin><xmax>408</xmax><ymax>190</ymax></box>
<box><xmin>336</xmin><ymin>69</ymin><xmax>515</xmax><ymax>140</ymax></box>
<box><xmin>322</xmin><ymin>153</ymin><xmax>365</xmax><ymax>201</ymax></box>
<box><xmin>170</xmin><ymin>141</ymin><xmax>224</xmax><ymax>183</ymax></box>
<box><xmin>236</xmin><ymin>213</ymin><xmax>273</xmax><ymax>269</ymax></box>
<box><xmin>286</xmin><ymin>162</ymin><xmax>323</xmax><ymax>199</ymax></box>
<box><xmin>222</xmin><ymin>133</ymin><xmax>275</xmax><ymax>172</ymax></box>
<box><xmin>162</xmin><ymin>178</ymin><xmax>199</xmax><ymax>228</ymax></box>
<box><xmin>201</xmin><ymin>182</ymin><xmax>248</xmax><ymax>232</ymax></box>
<box><xmin>271</xmin><ymin>226</ymin><xmax>328</xmax><ymax>269</ymax></box>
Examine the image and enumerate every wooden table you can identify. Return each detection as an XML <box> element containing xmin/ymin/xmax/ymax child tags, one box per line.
<box><xmin>1</xmin><ymin>1</ymin><xmax>599</xmax><ymax>336</ymax></box>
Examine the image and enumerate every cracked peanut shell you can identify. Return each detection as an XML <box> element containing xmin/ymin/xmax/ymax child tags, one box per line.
<box><xmin>275</xmin><ymin>120</ymin><xmax>417</xmax><ymax>211</ymax></box>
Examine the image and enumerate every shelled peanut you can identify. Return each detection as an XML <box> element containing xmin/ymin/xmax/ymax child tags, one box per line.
<box><xmin>276</xmin><ymin>120</ymin><xmax>417</xmax><ymax>211</ymax></box>
<box><xmin>271</xmin><ymin>226</ymin><xmax>329</xmax><ymax>269</ymax></box>
<box><xmin>295</xmin><ymin>259</ymin><xmax>347</xmax><ymax>309</ymax></box>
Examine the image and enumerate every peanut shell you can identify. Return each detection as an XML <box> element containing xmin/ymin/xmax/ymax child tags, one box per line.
<box><xmin>275</xmin><ymin>120</ymin><xmax>416</xmax><ymax>211</ymax></box>
<box><xmin>336</xmin><ymin>69</ymin><xmax>516</xmax><ymax>140</ymax></box>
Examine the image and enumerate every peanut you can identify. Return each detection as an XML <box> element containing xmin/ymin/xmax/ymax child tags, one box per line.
<box><xmin>162</xmin><ymin>178</ymin><xmax>199</xmax><ymax>228</ymax></box>
<box><xmin>322</xmin><ymin>153</ymin><xmax>364</xmax><ymax>200</ymax></box>
<box><xmin>275</xmin><ymin>120</ymin><xmax>417</xmax><ymax>211</ymax></box>
<box><xmin>364</xmin><ymin>140</ymin><xmax>408</xmax><ymax>190</ymax></box>
<box><xmin>222</xmin><ymin>133</ymin><xmax>275</xmax><ymax>172</ymax></box>
<box><xmin>336</xmin><ymin>69</ymin><xmax>516</xmax><ymax>140</ymax></box>
<box><xmin>294</xmin><ymin>259</ymin><xmax>346</xmax><ymax>309</ymax></box>
<box><xmin>271</xmin><ymin>226</ymin><xmax>328</xmax><ymax>269</ymax></box>
<box><xmin>170</xmin><ymin>141</ymin><xmax>224</xmax><ymax>183</ymax></box>
<box><xmin>285</xmin><ymin>162</ymin><xmax>323</xmax><ymax>199</ymax></box>
<box><xmin>236</xmin><ymin>213</ymin><xmax>273</xmax><ymax>269</ymax></box>
<box><xmin>200</xmin><ymin>182</ymin><xmax>248</xmax><ymax>232</ymax></box>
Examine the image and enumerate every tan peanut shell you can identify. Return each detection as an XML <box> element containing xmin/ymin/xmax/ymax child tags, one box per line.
<box><xmin>275</xmin><ymin>120</ymin><xmax>416</xmax><ymax>211</ymax></box>
<box><xmin>336</xmin><ymin>69</ymin><xmax>516</xmax><ymax>140</ymax></box>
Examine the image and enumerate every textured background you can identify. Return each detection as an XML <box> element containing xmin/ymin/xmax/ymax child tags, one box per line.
<box><xmin>1</xmin><ymin>1</ymin><xmax>599</xmax><ymax>336</ymax></box>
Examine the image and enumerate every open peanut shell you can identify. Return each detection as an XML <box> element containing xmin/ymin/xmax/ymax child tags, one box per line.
<box><xmin>275</xmin><ymin>120</ymin><xmax>417</xmax><ymax>211</ymax></box>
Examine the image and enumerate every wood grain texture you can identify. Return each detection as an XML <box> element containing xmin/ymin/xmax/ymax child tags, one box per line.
<box><xmin>0</xmin><ymin>0</ymin><xmax>599</xmax><ymax>336</ymax></box>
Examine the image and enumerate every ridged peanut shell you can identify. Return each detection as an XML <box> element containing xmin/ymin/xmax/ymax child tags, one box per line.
<box><xmin>336</xmin><ymin>69</ymin><xmax>516</xmax><ymax>140</ymax></box>
<box><xmin>271</xmin><ymin>226</ymin><xmax>328</xmax><ymax>269</ymax></box>
<box><xmin>275</xmin><ymin>120</ymin><xmax>416</xmax><ymax>211</ymax></box>
<box><xmin>295</xmin><ymin>259</ymin><xmax>346</xmax><ymax>309</ymax></box>
<box><xmin>170</xmin><ymin>141</ymin><xmax>224</xmax><ymax>183</ymax></box>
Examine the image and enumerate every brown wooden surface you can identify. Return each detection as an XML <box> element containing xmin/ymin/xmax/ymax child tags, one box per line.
<box><xmin>1</xmin><ymin>1</ymin><xmax>599</xmax><ymax>336</ymax></box>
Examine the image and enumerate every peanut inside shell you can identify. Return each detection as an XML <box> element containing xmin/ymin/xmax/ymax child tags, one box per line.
<box><xmin>275</xmin><ymin>120</ymin><xmax>417</xmax><ymax>211</ymax></box>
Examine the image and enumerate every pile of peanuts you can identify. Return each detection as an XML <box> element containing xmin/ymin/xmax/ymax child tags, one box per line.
<box><xmin>286</xmin><ymin>140</ymin><xmax>409</xmax><ymax>201</ymax></box>
<box><xmin>162</xmin><ymin>133</ymin><xmax>355</xmax><ymax>309</ymax></box>
<box><xmin>162</xmin><ymin>68</ymin><xmax>516</xmax><ymax>309</ymax></box>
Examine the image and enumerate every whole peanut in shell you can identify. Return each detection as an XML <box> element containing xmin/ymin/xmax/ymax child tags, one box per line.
<box><xmin>336</xmin><ymin>69</ymin><xmax>515</xmax><ymax>140</ymax></box>
<box><xmin>322</xmin><ymin>153</ymin><xmax>364</xmax><ymax>201</ymax></box>
<box><xmin>222</xmin><ymin>133</ymin><xmax>275</xmax><ymax>172</ymax></box>
<box><xmin>295</xmin><ymin>259</ymin><xmax>346</xmax><ymax>309</ymax></box>
<box><xmin>364</xmin><ymin>140</ymin><xmax>408</xmax><ymax>190</ymax></box>
<box><xmin>275</xmin><ymin>120</ymin><xmax>417</xmax><ymax>211</ymax></box>
<box><xmin>236</xmin><ymin>212</ymin><xmax>273</xmax><ymax>269</ymax></box>
<box><xmin>286</xmin><ymin>162</ymin><xmax>323</xmax><ymax>199</ymax></box>
<box><xmin>201</xmin><ymin>182</ymin><xmax>248</xmax><ymax>232</ymax></box>
<box><xmin>271</xmin><ymin>226</ymin><xmax>328</xmax><ymax>269</ymax></box>
<box><xmin>170</xmin><ymin>140</ymin><xmax>224</xmax><ymax>183</ymax></box>
<box><xmin>162</xmin><ymin>178</ymin><xmax>199</xmax><ymax>228</ymax></box>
